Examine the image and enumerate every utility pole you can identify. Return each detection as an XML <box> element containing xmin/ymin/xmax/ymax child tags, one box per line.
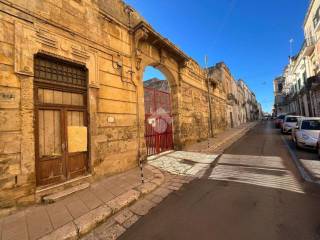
<box><xmin>205</xmin><ymin>56</ymin><xmax>213</xmax><ymax>149</ymax></box>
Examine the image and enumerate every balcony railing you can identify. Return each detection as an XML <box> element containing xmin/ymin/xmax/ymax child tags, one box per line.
<box><xmin>302</xmin><ymin>36</ymin><xmax>317</xmax><ymax>56</ymax></box>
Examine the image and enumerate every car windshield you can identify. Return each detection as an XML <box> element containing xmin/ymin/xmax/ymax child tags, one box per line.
<box><xmin>285</xmin><ymin>117</ymin><xmax>298</xmax><ymax>122</ymax></box>
<box><xmin>278</xmin><ymin>115</ymin><xmax>285</xmax><ymax>120</ymax></box>
<box><xmin>301</xmin><ymin>120</ymin><xmax>320</xmax><ymax>130</ymax></box>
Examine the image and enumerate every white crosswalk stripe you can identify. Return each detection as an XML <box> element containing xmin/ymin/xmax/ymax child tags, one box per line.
<box><xmin>209</xmin><ymin>154</ymin><xmax>305</xmax><ymax>194</ymax></box>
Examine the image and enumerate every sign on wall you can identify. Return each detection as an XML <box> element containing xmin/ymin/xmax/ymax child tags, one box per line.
<box><xmin>68</xmin><ymin>126</ymin><xmax>88</xmax><ymax>153</ymax></box>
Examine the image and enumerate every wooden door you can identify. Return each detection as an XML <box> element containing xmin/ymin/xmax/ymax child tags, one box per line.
<box><xmin>36</xmin><ymin>88</ymin><xmax>88</xmax><ymax>186</ymax></box>
<box><xmin>37</xmin><ymin>108</ymin><xmax>65</xmax><ymax>185</ymax></box>
<box><xmin>66</xmin><ymin>110</ymin><xmax>88</xmax><ymax>179</ymax></box>
<box><xmin>34</xmin><ymin>54</ymin><xmax>88</xmax><ymax>186</ymax></box>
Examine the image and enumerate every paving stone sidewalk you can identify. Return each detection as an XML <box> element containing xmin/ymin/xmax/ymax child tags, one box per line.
<box><xmin>300</xmin><ymin>159</ymin><xmax>320</xmax><ymax>184</ymax></box>
<box><xmin>183</xmin><ymin>122</ymin><xmax>258</xmax><ymax>154</ymax></box>
<box><xmin>0</xmin><ymin>165</ymin><xmax>166</xmax><ymax>240</ymax></box>
<box><xmin>148</xmin><ymin>151</ymin><xmax>218</xmax><ymax>177</ymax></box>
<box><xmin>81</xmin><ymin>173</ymin><xmax>195</xmax><ymax>240</ymax></box>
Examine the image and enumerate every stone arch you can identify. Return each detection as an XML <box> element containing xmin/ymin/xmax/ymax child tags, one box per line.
<box><xmin>136</xmin><ymin>61</ymin><xmax>181</xmax><ymax>155</ymax></box>
<box><xmin>133</xmin><ymin>22</ymin><xmax>190</xmax><ymax>153</ymax></box>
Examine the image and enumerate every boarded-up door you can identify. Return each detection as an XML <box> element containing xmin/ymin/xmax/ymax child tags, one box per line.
<box><xmin>34</xmin><ymin>55</ymin><xmax>88</xmax><ymax>186</ymax></box>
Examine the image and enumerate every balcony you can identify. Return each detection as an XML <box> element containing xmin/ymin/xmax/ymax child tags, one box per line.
<box><xmin>303</xmin><ymin>36</ymin><xmax>317</xmax><ymax>56</ymax></box>
<box><xmin>306</xmin><ymin>74</ymin><xmax>320</xmax><ymax>90</ymax></box>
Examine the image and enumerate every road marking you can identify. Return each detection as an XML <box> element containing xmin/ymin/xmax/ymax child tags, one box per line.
<box><xmin>208</xmin><ymin>154</ymin><xmax>305</xmax><ymax>194</ymax></box>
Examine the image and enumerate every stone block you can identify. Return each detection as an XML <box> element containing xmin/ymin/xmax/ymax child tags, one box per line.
<box><xmin>0</xmin><ymin>110</ymin><xmax>21</xmax><ymax>131</ymax></box>
<box><xmin>0</xmin><ymin>154</ymin><xmax>20</xmax><ymax>177</ymax></box>
<box><xmin>0</xmin><ymin>42</ymin><xmax>13</xmax><ymax>65</ymax></box>
<box><xmin>0</xmin><ymin>132</ymin><xmax>21</xmax><ymax>154</ymax></box>
<box><xmin>0</xmin><ymin>65</ymin><xmax>20</xmax><ymax>88</ymax></box>
<box><xmin>129</xmin><ymin>199</ymin><xmax>156</xmax><ymax>216</ymax></box>
<box><xmin>98</xmin><ymin>98</ymin><xmax>136</xmax><ymax>114</ymax></box>
<box><xmin>16</xmin><ymin>194</ymin><xmax>35</xmax><ymax>207</ymax></box>
<box><xmin>152</xmin><ymin>187</ymin><xmax>172</xmax><ymax>199</ymax></box>
<box><xmin>2</xmin><ymin>211</ymin><xmax>28</xmax><ymax>240</ymax></box>
<box><xmin>146</xmin><ymin>193</ymin><xmax>163</xmax><ymax>204</ymax></box>
<box><xmin>151</xmin><ymin>178</ymin><xmax>164</xmax><ymax>186</ymax></box>
<box><xmin>74</xmin><ymin>205</ymin><xmax>112</xmax><ymax>236</ymax></box>
<box><xmin>0</xmin><ymin>177</ymin><xmax>16</xmax><ymax>190</ymax></box>
<box><xmin>135</xmin><ymin>182</ymin><xmax>157</xmax><ymax>195</ymax></box>
<box><xmin>0</xmin><ymin>19</ymin><xmax>14</xmax><ymax>44</ymax></box>
<box><xmin>38</xmin><ymin>222</ymin><xmax>78</xmax><ymax>240</ymax></box>
<box><xmin>94</xmin><ymin>223</ymin><xmax>126</xmax><ymax>240</ymax></box>
<box><xmin>114</xmin><ymin>209</ymin><xmax>134</xmax><ymax>224</ymax></box>
<box><xmin>107</xmin><ymin>189</ymin><xmax>140</xmax><ymax>213</ymax></box>
<box><xmin>122</xmin><ymin>214</ymin><xmax>140</xmax><ymax>229</ymax></box>
<box><xmin>0</xmin><ymin>86</ymin><xmax>20</xmax><ymax>109</ymax></box>
<box><xmin>99</xmin><ymin>85</ymin><xmax>136</xmax><ymax>103</ymax></box>
<box><xmin>25</xmin><ymin>206</ymin><xmax>53</xmax><ymax>240</ymax></box>
<box><xmin>98</xmin><ymin>71</ymin><xmax>135</xmax><ymax>91</ymax></box>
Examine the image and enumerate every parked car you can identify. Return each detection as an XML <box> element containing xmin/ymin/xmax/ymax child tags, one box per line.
<box><xmin>275</xmin><ymin>115</ymin><xmax>286</xmax><ymax>128</ymax></box>
<box><xmin>292</xmin><ymin>117</ymin><xmax>320</xmax><ymax>149</ymax></box>
<box><xmin>282</xmin><ymin>115</ymin><xmax>301</xmax><ymax>134</ymax></box>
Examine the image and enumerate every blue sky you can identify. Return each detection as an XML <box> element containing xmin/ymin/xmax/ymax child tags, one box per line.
<box><xmin>127</xmin><ymin>0</ymin><xmax>309</xmax><ymax>112</ymax></box>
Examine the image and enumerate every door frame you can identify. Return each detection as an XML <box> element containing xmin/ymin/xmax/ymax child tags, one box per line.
<box><xmin>33</xmin><ymin>53</ymin><xmax>90</xmax><ymax>187</ymax></box>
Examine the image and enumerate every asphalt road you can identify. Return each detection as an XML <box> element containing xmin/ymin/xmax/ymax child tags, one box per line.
<box><xmin>119</xmin><ymin>121</ymin><xmax>320</xmax><ymax>240</ymax></box>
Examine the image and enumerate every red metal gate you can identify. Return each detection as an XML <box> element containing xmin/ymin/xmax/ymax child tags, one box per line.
<box><xmin>144</xmin><ymin>87</ymin><xmax>173</xmax><ymax>156</ymax></box>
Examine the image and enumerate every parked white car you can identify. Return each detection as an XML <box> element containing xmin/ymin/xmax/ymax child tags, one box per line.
<box><xmin>292</xmin><ymin>117</ymin><xmax>320</xmax><ymax>149</ymax></box>
<box><xmin>282</xmin><ymin>115</ymin><xmax>301</xmax><ymax>134</ymax></box>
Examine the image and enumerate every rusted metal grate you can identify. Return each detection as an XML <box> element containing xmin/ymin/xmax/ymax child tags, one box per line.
<box><xmin>34</xmin><ymin>54</ymin><xmax>87</xmax><ymax>89</ymax></box>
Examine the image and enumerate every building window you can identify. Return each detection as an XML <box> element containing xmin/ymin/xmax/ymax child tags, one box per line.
<box><xmin>314</xmin><ymin>7</ymin><xmax>320</xmax><ymax>28</ymax></box>
<box><xmin>303</xmin><ymin>71</ymin><xmax>307</xmax><ymax>85</ymax></box>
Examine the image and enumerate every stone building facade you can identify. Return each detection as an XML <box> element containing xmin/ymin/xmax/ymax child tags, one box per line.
<box><xmin>208</xmin><ymin>63</ymin><xmax>260</xmax><ymax>131</ymax></box>
<box><xmin>274</xmin><ymin>0</ymin><xmax>320</xmax><ymax>118</ymax></box>
<box><xmin>0</xmin><ymin>0</ymin><xmax>261</xmax><ymax>212</ymax></box>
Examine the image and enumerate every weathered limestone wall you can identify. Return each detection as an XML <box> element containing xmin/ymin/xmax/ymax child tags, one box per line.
<box><xmin>0</xmin><ymin>0</ymin><xmax>146</xmax><ymax>210</ymax></box>
<box><xmin>0</xmin><ymin>0</ymin><xmax>260</xmax><ymax>212</ymax></box>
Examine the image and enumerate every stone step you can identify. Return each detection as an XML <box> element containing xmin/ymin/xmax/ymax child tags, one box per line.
<box><xmin>36</xmin><ymin>175</ymin><xmax>92</xmax><ymax>203</ymax></box>
<box><xmin>42</xmin><ymin>183</ymin><xmax>90</xmax><ymax>204</ymax></box>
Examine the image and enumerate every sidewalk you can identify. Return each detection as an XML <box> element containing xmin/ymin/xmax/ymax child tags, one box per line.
<box><xmin>183</xmin><ymin>122</ymin><xmax>258</xmax><ymax>154</ymax></box>
<box><xmin>0</xmin><ymin>165</ymin><xmax>167</xmax><ymax>240</ymax></box>
<box><xmin>280</xmin><ymin>134</ymin><xmax>320</xmax><ymax>186</ymax></box>
<box><xmin>300</xmin><ymin>160</ymin><xmax>320</xmax><ymax>184</ymax></box>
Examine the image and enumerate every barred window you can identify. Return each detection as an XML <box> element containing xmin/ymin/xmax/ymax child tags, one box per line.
<box><xmin>34</xmin><ymin>55</ymin><xmax>87</xmax><ymax>89</ymax></box>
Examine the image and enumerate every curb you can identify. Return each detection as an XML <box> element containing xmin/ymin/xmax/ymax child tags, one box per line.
<box><xmin>209</xmin><ymin>122</ymin><xmax>258</xmax><ymax>153</ymax></box>
<box><xmin>39</xmin><ymin>165</ymin><xmax>165</xmax><ymax>240</ymax></box>
<box><xmin>281</xmin><ymin>135</ymin><xmax>314</xmax><ymax>184</ymax></box>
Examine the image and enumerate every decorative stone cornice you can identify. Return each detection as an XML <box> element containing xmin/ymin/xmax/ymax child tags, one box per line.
<box><xmin>133</xmin><ymin>21</ymin><xmax>189</xmax><ymax>68</ymax></box>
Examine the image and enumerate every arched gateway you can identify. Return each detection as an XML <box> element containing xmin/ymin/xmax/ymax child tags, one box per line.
<box><xmin>133</xmin><ymin>22</ymin><xmax>190</xmax><ymax>156</ymax></box>
<box><xmin>143</xmin><ymin>67</ymin><xmax>173</xmax><ymax>156</ymax></box>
